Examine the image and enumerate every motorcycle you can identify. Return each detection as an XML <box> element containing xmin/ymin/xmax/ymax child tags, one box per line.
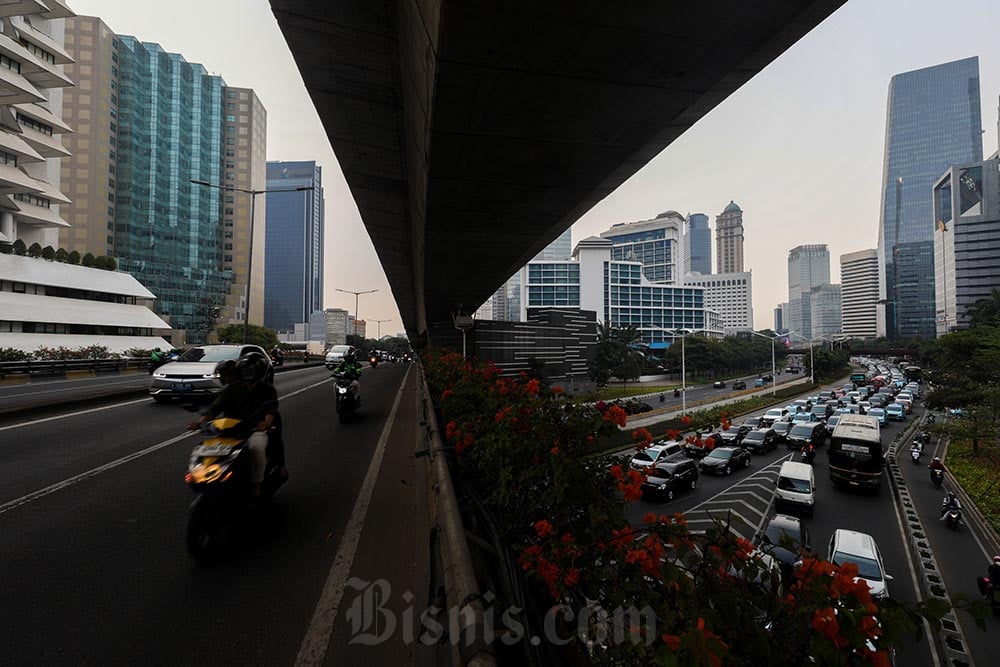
<box><xmin>801</xmin><ymin>447</ymin><xmax>816</xmax><ymax>465</ymax></box>
<box><xmin>910</xmin><ymin>447</ymin><xmax>922</xmax><ymax>464</ymax></box>
<box><xmin>270</xmin><ymin>350</ymin><xmax>284</xmax><ymax>367</ymax></box>
<box><xmin>931</xmin><ymin>468</ymin><xmax>944</xmax><ymax>489</ymax></box>
<box><xmin>944</xmin><ymin>507</ymin><xmax>963</xmax><ymax>531</ymax></box>
<box><xmin>333</xmin><ymin>372</ymin><xmax>360</xmax><ymax>422</ymax></box>
<box><xmin>977</xmin><ymin>577</ymin><xmax>1000</xmax><ymax>616</ymax></box>
<box><xmin>673</xmin><ymin>389</ymin><xmax>681</xmax><ymax>398</ymax></box>
<box><xmin>369</xmin><ymin>354</ymin><xmax>379</xmax><ymax>368</ymax></box>
<box><xmin>927</xmin><ymin>414</ymin><xmax>936</xmax><ymax>424</ymax></box>
<box><xmin>184</xmin><ymin>416</ymin><xmax>286</xmax><ymax>559</ymax></box>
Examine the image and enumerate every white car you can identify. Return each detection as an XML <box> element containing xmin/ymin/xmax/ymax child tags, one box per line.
<box><xmin>324</xmin><ymin>344</ymin><xmax>356</xmax><ymax>369</ymax></box>
<box><xmin>761</xmin><ymin>408</ymin><xmax>789</xmax><ymax>426</ymax></box>
<box><xmin>629</xmin><ymin>441</ymin><xmax>684</xmax><ymax>471</ymax></box>
<box><xmin>827</xmin><ymin>529</ymin><xmax>892</xmax><ymax>599</ymax></box>
<box><xmin>149</xmin><ymin>344</ymin><xmax>273</xmax><ymax>402</ymax></box>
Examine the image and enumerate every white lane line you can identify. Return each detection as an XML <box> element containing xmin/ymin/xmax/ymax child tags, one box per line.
<box><xmin>0</xmin><ymin>378</ymin><xmax>332</xmax><ymax>514</ymax></box>
<box><xmin>0</xmin><ymin>367</ymin><xmax>331</xmax><ymax>432</ymax></box>
<box><xmin>2</xmin><ymin>377</ymin><xmax>148</xmax><ymax>398</ymax></box>
<box><xmin>295</xmin><ymin>366</ymin><xmax>410</xmax><ymax>666</ymax></box>
<box><xmin>684</xmin><ymin>453</ymin><xmax>792</xmax><ymax>516</ymax></box>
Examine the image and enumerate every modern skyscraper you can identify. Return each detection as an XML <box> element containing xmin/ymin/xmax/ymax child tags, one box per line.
<box><xmin>264</xmin><ymin>161</ymin><xmax>324</xmax><ymax>332</ymax></box>
<box><xmin>490</xmin><ymin>227</ymin><xmax>572</xmax><ymax>321</ymax></box>
<box><xmin>787</xmin><ymin>244</ymin><xmax>831</xmax><ymax>339</ymax></box>
<box><xmin>601</xmin><ymin>211</ymin><xmax>683</xmax><ymax>284</ymax></box>
<box><xmin>59</xmin><ymin>17</ymin><xmax>267</xmax><ymax>343</ymax></box>
<box><xmin>933</xmin><ymin>158</ymin><xmax>1000</xmax><ymax>335</ymax></box>
<box><xmin>773</xmin><ymin>303</ymin><xmax>787</xmax><ymax>334</ymax></box>
<box><xmin>687</xmin><ymin>213</ymin><xmax>711</xmax><ymax>275</ymax></box>
<box><xmin>715</xmin><ymin>201</ymin><xmax>744</xmax><ymax>274</ymax></box>
<box><xmin>684</xmin><ymin>271</ymin><xmax>753</xmax><ymax>334</ymax></box>
<box><xmin>840</xmin><ymin>249</ymin><xmax>879</xmax><ymax>339</ymax></box>
<box><xmin>0</xmin><ymin>3</ymin><xmax>75</xmax><ymax>251</ymax></box>
<box><xmin>877</xmin><ymin>57</ymin><xmax>983</xmax><ymax>339</ymax></box>
<box><xmin>810</xmin><ymin>283</ymin><xmax>842</xmax><ymax>340</ymax></box>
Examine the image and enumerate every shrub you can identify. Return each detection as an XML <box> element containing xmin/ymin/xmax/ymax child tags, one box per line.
<box><xmin>55</xmin><ymin>248</ymin><xmax>68</xmax><ymax>262</ymax></box>
<box><xmin>81</xmin><ymin>252</ymin><xmax>96</xmax><ymax>267</ymax></box>
<box><xmin>93</xmin><ymin>255</ymin><xmax>109</xmax><ymax>269</ymax></box>
<box><xmin>27</xmin><ymin>242</ymin><xmax>42</xmax><ymax>257</ymax></box>
<box><xmin>0</xmin><ymin>347</ymin><xmax>32</xmax><ymax>362</ymax></box>
<box><xmin>68</xmin><ymin>250</ymin><xmax>81</xmax><ymax>264</ymax></box>
<box><xmin>12</xmin><ymin>239</ymin><xmax>26</xmax><ymax>255</ymax></box>
<box><xmin>41</xmin><ymin>245</ymin><xmax>55</xmax><ymax>260</ymax></box>
<box><xmin>106</xmin><ymin>256</ymin><xmax>117</xmax><ymax>270</ymax></box>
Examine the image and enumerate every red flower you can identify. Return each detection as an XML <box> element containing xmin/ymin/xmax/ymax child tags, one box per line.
<box><xmin>441</xmin><ymin>389</ymin><xmax>453</xmax><ymax>400</ymax></box>
<box><xmin>662</xmin><ymin>634</ymin><xmax>681</xmax><ymax>651</ymax></box>
<box><xmin>609</xmin><ymin>464</ymin><xmax>624</xmax><ymax>481</ymax></box>
<box><xmin>811</xmin><ymin>607</ymin><xmax>840</xmax><ymax>641</ymax></box>
<box><xmin>680</xmin><ymin>415</ymin><xmax>693</xmax><ymax>426</ymax></box>
<box><xmin>525</xmin><ymin>378</ymin><xmax>541</xmax><ymax>395</ymax></box>
<box><xmin>643</xmin><ymin>512</ymin><xmax>657</xmax><ymax>524</ymax></box>
<box><xmin>631</xmin><ymin>428</ymin><xmax>653</xmax><ymax>446</ymax></box>
<box><xmin>552</xmin><ymin>386</ymin><xmax>564</xmax><ymax>394</ymax></box>
<box><xmin>563</xmin><ymin>568</ymin><xmax>580</xmax><ymax>587</ymax></box>
<box><xmin>534</xmin><ymin>519</ymin><xmax>555</xmax><ymax>539</ymax></box>
<box><xmin>550</xmin><ymin>446</ymin><xmax>560</xmax><ymax>455</ymax></box>
<box><xmin>445</xmin><ymin>420</ymin><xmax>459</xmax><ymax>441</ymax></box>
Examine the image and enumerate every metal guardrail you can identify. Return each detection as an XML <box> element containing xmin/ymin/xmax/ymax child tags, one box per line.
<box><xmin>416</xmin><ymin>366</ymin><xmax>497</xmax><ymax>667</ymax></box>
<box><xmin>0</xmin><ymin>357</ymin><xmax>149</xmax><ymax>378</ymax></box>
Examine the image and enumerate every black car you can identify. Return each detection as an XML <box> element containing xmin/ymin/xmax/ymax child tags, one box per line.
<box><xmin>698</xmin><ymin>447</ymin><xmax>751</xmax><ymax>476</ymax></box>
<box><xmin>732</xmin><ymin>380</ymin><xmax>747</xmax><ymax>390</ymax></box>
<box><xmin>713</xmin><ymin>380</ymin><xmax>727</xmax><ymax>389</ymax></box>
<box><xmin>761</xmin><ymin>374</ymin><xmax>774</xmax><ymax>383</ymax></box>
<box><xmin>742</xmin><ymin>427</ymin><xmax>777</xmax><ymax>454</ymax></box>
<box><xmin>758</xmin><ymin>514</ymin><xmax>811</xmax><ymax>584</ymax></box>
<box><xmin>786</xmin><ymin>422</ymin><xmax>828</xmax><ymax>450</ymax></box>
<box><xmin>742</xmin><ymin>416</ymin><xmax>763</xmax><ymax>431</ymax></box>
<box><xmin>641</xmin><ymin>460</ymin><xmax>699</xmax><ymax>500</ymax></box>
<box><xmin>770</xmin><ymin>420</ymin><xmax>793</xmax><ymax>443</ymax></box>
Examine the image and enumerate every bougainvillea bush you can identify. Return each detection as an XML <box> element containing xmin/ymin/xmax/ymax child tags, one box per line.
<box><xmin>424</xmin><ymin>351</ymin><xmax>962</xmax><ymax>666</ymax></box>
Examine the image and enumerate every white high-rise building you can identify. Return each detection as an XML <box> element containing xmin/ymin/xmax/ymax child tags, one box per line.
<box><xmin>787</xmin><ymin>244</ymin><xmax>831</xmax><ymax>339</ymax></box>
<box><xmin>684</xmin><ymin>271</ymin><xmax>753</xmax><ymax>334</ymax></box>
<box><xmin>0</xmin><ymin>2</ymin><xmax>76</xmax><ymax>250</ymax></box>
<box><xmin>840</xmin><ymin>249</ymin><xmax>879</xmax><ymax>339</ymax></box>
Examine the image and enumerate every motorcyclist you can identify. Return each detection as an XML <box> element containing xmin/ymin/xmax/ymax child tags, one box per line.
<box><xmin>189</xmin><ymin>352</ymin><xmax>283</xmax><ymax>498</ymax></box>
<box><xmin>939</xmin><ymin>491</ymin><xmax>961</xmax><ymax>520</ymax></box>
<box><xmin>928</xmin><ymin>456</ymin><xmax>945</xmax><ymax>472</ymax></box>
<box><xmin>989</xmin><ymin>556</ymin><xmax>1000</xmax><ymax>590</ymax></box>
<box><xmin>334</xmin><ymin>349</ymin><xmax>363</xmax><ymax>404</ymax></box>
<box><xmin>673</xmin><ymin>388</ymin><xmax>681</xmax><ymax>398</ymax></box>
<box><xmin>215</xmin><ymin>359</ymin><xmax>239</xmax><ymax>386</ymax></box>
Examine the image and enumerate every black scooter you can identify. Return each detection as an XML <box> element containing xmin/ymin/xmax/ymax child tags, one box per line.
<box><xmin>977</xmin><ymin>577</ymin><xmax>1000</xmax><ymax>616</ymax></box>
<box><xmin>931</xmin><ymin>468</ymin><xmax>944</xmax><ymax>489</ymax></box>
<box><xmin>801</xmin><ymin>446</ymin><xmax>816</xmax><ymax>465</ymax></box>
<box><xmin>333</xmin><ymin>372</ymin><xmax>360</xmax><ymax>422</ymax></box>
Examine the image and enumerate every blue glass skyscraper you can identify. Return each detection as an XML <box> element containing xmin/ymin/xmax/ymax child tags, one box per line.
<box><xmin>688</xmin><ymin>213</ymin><xmax>711</xmax><ymax>274</ymax></box>
<box><xmin>877</xmin><ymin>57</ymin><xmax>982</xmax><ymax>338</ymax></box>
<box><xmin>264</xmin><ymin>161</ymin><xmax>325</xmax><ymax>332</ymax></box>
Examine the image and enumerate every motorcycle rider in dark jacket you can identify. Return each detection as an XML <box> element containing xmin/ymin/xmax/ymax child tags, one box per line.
<box><xmin>335</xmin><ymin>350</ymin><xmax>363</xmax><ymax>403</ymax></box>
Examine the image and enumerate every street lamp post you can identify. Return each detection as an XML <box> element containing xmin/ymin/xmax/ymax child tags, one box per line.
<box><xmin>652</xmin><ymin>326</ymin><xmax>705</xmax><ymax>414</ymax></box>
<box><xmin>787</xmin><ymin>330</ymin><xmax>818</xmax><ymax>385</ymax></box>
<box><xmin>749</xmin><ymin>330</ymin><xmax>779</xmax><ymax>396</ymax></box>
<box><xmin>370</xmin><ymin>318</ymin><xmax>392</xmax><ymax>340</ymax></box>
<box><xmin>336</xmin><ymin>288</ymin><xmax>379</xmax><ymax>340</ymax></box>
<box><xmin>191</xmin><ymin>180</ymin><xmax>313</xmax><ymax>342</ymax></box>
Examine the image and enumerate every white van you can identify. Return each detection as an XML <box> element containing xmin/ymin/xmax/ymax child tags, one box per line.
<box><xmin>776</xmin><ymin>461</ymin><xmax>815</xmax><ymax>516</ymax></box>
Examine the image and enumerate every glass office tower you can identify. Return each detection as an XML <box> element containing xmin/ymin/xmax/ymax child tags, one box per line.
<box><xmin>264</xmin><ymin>161</ymin><xmax>325</xmax><ymax>332</ymax></box>
<box><xmin>877</xmin><ymin>57</ymin><xmax>982</xmax><ymax>338</ymax></box>
<box><xmin>687</xmin><ymin>213</ymin><xmax>711</xmax><ymax>275</ymax></box>
<box><xmin>112</xmin><ymin>37</ymin><xmax>232</xmax><ymax>341</ymax></box>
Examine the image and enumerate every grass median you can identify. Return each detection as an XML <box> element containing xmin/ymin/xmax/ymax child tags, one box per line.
<box><xmin>945</xmin><ymin>439</ymin><xmax>1000</xmax><ymax>536</ymax></box>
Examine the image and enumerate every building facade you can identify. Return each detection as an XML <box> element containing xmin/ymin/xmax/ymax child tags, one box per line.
<box><xmin>323</xmin><ymin>307</ymin><xmax>350</xmax><ymax>346</ymax></box>
<box><xmin>683</xmin><ymin>271</ymin><xmax>753</xmax><ymax>334</ymax></box>
<box><xmin>58</xmin><ymin>17</ymin><xmax>266</xmax><ymax>343</ymax></box>
<box><xmin>809</xmin><ymin>283</ymin><xmax>842</xmax><ymax>340</ymax></box>
<box><xmin>877</xmin><ymin>57</ymin><xmax>983</xmax><ymax>339</ymax></box>
<box><xmin>787</xmin><ymin>244</ymin><xmax>831</xmax><ymax>340</ymax></box>
<box><xmin>0</xmin><ymin>3</ymin><xmax>75</xmax><ymax>251</ymax></box>
<box><xmin>773</xmin><ymin>303</ymin><xmax>786</xmax><ymax>334</ymax></box>
<box><xmin>686</xmin><ymin>213</ymin><xmax>711</xmax><ymax>275</ymax></box>
<box><xmin>263</xmin><ymin>160</ymin><xmax>324</xmax><ymax>332</ymax></box>
<box><xmin>840</xmin><ymin>249</ymin><xmax>879</xmax><ymax>339</ymax></box>
<box><xmin>715</xmin><ymin>201</ymin><xmax>744</xmax><ymax>274</ymax></box>
<box><xmin>519</xmin><ymin>236</ymin><xmax>723</xmax><ymax>347</ymax></box>
<box><xmin>601</xmin><ymin>211</ymin><xmax>683</xmax><ymax>284</ymax></box>
<box><xmin>489</xmin><ymin>227</ymin><xmax>572</xmax><ymax>321</ymax></box>
<box><xmin>0</xmin><ymin>253</ymin><xmax>170</xmax><ymax>353</ymax></box>
<box><xmin>933</xmin><ymin>158</ymin><xmax>1000</xmax><ymax>335</ymax></box>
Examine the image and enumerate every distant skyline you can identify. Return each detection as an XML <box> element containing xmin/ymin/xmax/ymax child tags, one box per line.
<box><xmin>71</xmin><ymin>0</ymin><xmax>1000</xmax><ymax>334</ymax></box>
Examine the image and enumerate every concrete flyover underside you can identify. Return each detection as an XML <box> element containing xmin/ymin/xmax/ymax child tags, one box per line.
<box><xmin>270</xmin><ymin>0</ymin><xmax>846</xmax><ymax>342</ymax></box>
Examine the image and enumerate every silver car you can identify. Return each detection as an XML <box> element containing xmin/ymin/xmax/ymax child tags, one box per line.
<box><xmin>149</xmin><ymin>344</ymin><xmax>272</xmax><ymax>402</ymax></box>
<box><xmin>325</xmin><ymin>344</ymin><xmax>356</xmax><ymax>369</ymax></box>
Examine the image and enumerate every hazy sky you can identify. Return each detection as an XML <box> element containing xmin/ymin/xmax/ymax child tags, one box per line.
<box><xmin>72</xmin><ymin>0</ymin><xmax>1000</xmax><ymax>332</ymax></box>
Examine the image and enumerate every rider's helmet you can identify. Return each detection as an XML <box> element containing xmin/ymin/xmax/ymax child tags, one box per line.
<box><xmin>933</xmin><ymin>456</ymin><xmax>941</xmax><ymax>463</ymax></box>
<box><xmin>344</xmin><ymin>349</ymin><xmax>357</xmax><ymax>365</ymax></box>
<box><xmin>215</xmin><ymin>359</ymin><xmax>238</xmax><ymax>384</ymax></box>
<box><xmin>993</xmin><ymin>555</ymin><xmax>1000</xmax><ymax>564</ymax></box>
<box><xmin>237</xmin><ymin>351</ymin><xmax>269</xmax><ymax>382</ymax></box>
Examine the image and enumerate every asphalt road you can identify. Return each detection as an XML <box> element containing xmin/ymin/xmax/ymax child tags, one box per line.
<box><xmin>623</xmin><ymin>369</ymin><xmax>804</xmax><ymax>415</ymax></box>
<box><xmin>621</xmin><ymin>386</ymin><xmax>994</xmax><ymax>666</ymax></box>
<box><xmin>0</xmin><ymin>364</ymin><xmax>414</xmax><ymax>664</ymax></box>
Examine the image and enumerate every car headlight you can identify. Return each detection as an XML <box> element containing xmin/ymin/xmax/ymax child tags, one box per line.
<box><xmin>153</xmin><ymin>372</ymin><xmax>167</xmax><ymax>378</ymax></box>
<box><xmin>658</xmin><ymin>483</ymin><xmax>667</xmax><ymax>490</ymax></box>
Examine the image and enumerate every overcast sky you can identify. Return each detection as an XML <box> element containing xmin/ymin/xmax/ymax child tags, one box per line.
<box><xmin>71</xmin><ymin>0</ymin><xmax>1000</xmax><ymax>332</ymax></box>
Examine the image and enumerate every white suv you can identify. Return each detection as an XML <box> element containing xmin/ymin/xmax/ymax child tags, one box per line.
<box><xmin>324</xmin><ymin>344</ymin><xmax>356</xmax><ymax>369</ymax></box>
<box><xmin>827</xmin><ymin>529</ymin><xmax>893</xmax><ymax>599</ymax></box>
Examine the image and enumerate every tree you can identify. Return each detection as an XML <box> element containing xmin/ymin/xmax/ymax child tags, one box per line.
<box><xmin>0</xmin><ymin>242</ymin><xmax>11</xmax><ymax>254</ymax></box>
<box><xmin>106</xmin><ymin>256</ymin><xmax>117</xmax><ymax>270</ymax></box>
<box><xmin>68</xmin><ymin>250</ymin><xmax>81</xmax><ymax>265</ymax></box>
<box><xmin>964</xmin><ymin>287</ymin><xmax>1000</xmax><ymax>327</ymax></box>
<box><xmin>81</xmin><ymin>252</ymin><xmax>96</xmax><ymax>267</ymax></box>
<box><xmin>27</xmin><ymin>242</ymin><xmax>42</xmax><ymax>257</ymax></box>
<box><xmin>590</xmin><ymin>322</ymin><xmax>622</xmax><ymax>387</ymax></box>
<box><xmin>41</xmin><ymin>245</ymin><xmax>55</xmax><ymax>260</ymax></box>
<box><xmin>93</xmin><ymin>255</ymin><xmax>109</xmax><ymax>269</ymax></box>
<box><xmin>214</xmin><ymin>323</ymin><xmax>279</xmax><ymax>349</ymax></box>
<box><xmin>12</xmin><ymin>239</ymin><xmax>26</xmax><ymax>255</ymax></box>
<box><xmin>55</xmin><ymin>248</ymin><xmax>68</xmax><ymax>262</ymax></box>
<box><xmin>921</xmin><ymin>326</ymin><xmax>1000</xmax><ymax>455</ymax></box>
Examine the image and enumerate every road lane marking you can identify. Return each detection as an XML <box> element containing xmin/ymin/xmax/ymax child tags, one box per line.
<box><xmin>0</xmin><ymin>367</ymin><xmax>330</xmax><ymax>432</ymax></box>
<box><xmin>295</xmin><ymin>366</ymin><xmax>410</xmax><ymax>666</ymax></box>
<box><xmin>0</xmin><ymin>378</ymin><xmax>332</xmax><ymax>514</ymax></box>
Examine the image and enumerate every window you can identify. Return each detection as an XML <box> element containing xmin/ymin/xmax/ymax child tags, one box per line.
<box><xmin>225</xmin><ymin>173</ymin><xmax>235</xmax><ymax>180</ymax></box>
<box><xmin>224</xmin><ymin>196</ymin><xmax>234</xmax><ymax>203</ymax></box>
<box><xmin>224</xmin><ymin>243</ymin><xmax>233</xmax><ymax>250</ymax></box>
<box><xmin>0</xmin><ymin>150</ymin><xmax>17</xmax><ymax>167</ymax></box>
<box><xmin>226</xmin><ymin>138</ymin><xmax>235</xmax><ymax>145</ymax></box>
<box><xmin>225</xmin><ymin>149</ymin><xmax>235</xmax><ymax>157</ymax></box>
<box><xmin>226</xmin><ymin>114</ymin><xmax>236</xmax><ymax>122</ymax></box>
<box><xmin>227</xmin><ymin>91</ymin><xmax>237</xmax><ymax>99</ymax></box>
<box><xmin>16</xmin><ymin>114</ymin><xmax>52</xmax><ymax>136</ymax></box>
<box><xmin>13</xmin><ymin>193</ymin><xmax>51</xmax><ymax>208</ymax></box>
<box><xmin>225</xmin><ymin>208</ymin><xmax>234</xmax><ymax>215</ymax></box>
<box><xmin>19</xmin><ymin>40</ymin><xmax>56</xmax><ymax>64</ymax></box>
<box><xmin>224</xmin><ymin>255</ymin><xmax>233</xmax><ymax>262</ymax></box>
<box><xmin>1</xmin><ymin>54</ymin><xmax>21</xmax><ymax>73</ymax></box>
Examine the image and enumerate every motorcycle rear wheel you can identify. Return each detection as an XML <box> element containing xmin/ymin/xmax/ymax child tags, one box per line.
<box><xmin>187</xmin><ymin>504</ymin><xmax>224</xmax><ymax>560</ymax></box>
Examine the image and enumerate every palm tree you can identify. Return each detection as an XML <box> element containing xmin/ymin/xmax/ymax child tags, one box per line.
<box><xmin>964</xmin><ymin>288</ymin><xmax>1000</xmax><ymax>327</ymax></box>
